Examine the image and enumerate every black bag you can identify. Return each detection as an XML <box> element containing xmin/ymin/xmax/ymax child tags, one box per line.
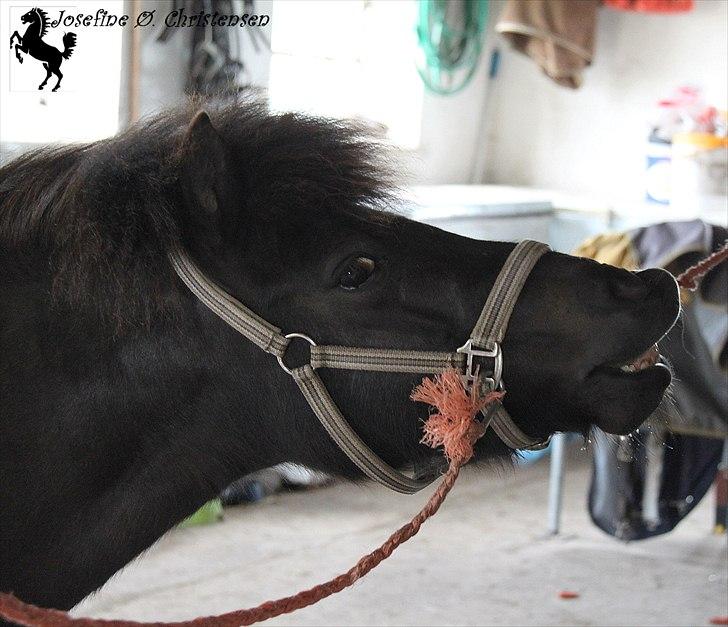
<box><xmin>588</xmin><ymin>221</ymin><xmax>727</xmax><ymax>541</ymax></box>
<box><xmin>589</xmin><ymin>428</ymin><xmax>723</xmax><ymax>541</ymax></box>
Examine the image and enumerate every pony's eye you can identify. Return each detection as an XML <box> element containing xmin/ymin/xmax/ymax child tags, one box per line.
<box><xmin>339</xmin><ymin>256</ymin><xmax>375</xmax><ymax>290</ymax></box>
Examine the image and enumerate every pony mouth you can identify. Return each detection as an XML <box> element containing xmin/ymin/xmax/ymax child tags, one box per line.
<box><xmin>611</xmin><ymin>344</ymin><xmax>661</xmax><ymax>373</ymax></box>
<box><xmin>592</xmin><ymin>343</ymin><xmax>670</xmax><ymax>381</ymax></box>
<box><xmin>584</xmin><ymin>341</ymin><xmax>672</xmax><ymax>434</ymax></box>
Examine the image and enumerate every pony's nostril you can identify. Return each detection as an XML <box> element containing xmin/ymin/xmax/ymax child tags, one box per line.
<box><xmin>638</xmin><ymin>267</ymin><xmax>680</xmax><ymax>320</ymax></box>
<box><xmin>611</xmin><ymin>268</ymin><xmax>676</xmax><ymax>302</ymax></box>
<box><xmin>610</xmin><ymin>272</ymin><xmax>649</xmax><ymax>302</ymax></box>
<box><xmin>636</xmin><ymin>268</ymin><xmax>678</xmax><ymax>297</ymax></box>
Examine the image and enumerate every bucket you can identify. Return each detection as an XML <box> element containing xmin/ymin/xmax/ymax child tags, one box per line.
<box><xmin>671</xmin><ymin>132</ymin><xmax>728</xmax><ymax>212</ymax></box>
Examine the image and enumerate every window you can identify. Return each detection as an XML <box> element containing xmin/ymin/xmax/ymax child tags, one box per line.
<box><xmin>1</xmin><ymin>0</ymin><xmax>124</xmax><ymax>144</ymax></box>
<box><xmin>268</xmin><ymin>0</ymin><xmax>424</xmax><ymax>149</ymax></box>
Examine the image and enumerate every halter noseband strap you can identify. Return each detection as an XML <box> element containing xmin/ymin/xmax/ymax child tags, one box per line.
<box><xmin>169</xmin><ymin>240</ymin><xmax>550</xmax><ymax>494</ymax></box>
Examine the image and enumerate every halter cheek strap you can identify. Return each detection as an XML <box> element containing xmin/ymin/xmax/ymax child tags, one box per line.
<box><xmin>169</xmin><ymin>239</ymin><xmax>550</xmax><ymax>494</ymax></box>
<box><xmin>466</xmin><ymin>239</ymin><xmax>552</xmax><ymax>450</ymax></box>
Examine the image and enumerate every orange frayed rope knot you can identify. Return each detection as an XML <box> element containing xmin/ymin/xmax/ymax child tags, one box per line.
<box><xmin>413</xmin><ymin>368</ymin><xmax>504</xmax><ymax>465</ymax></box>
<box><xmin>0</xmin><ymin>369</ymin><xmax>498</xmax><ymax>627</ymax></box>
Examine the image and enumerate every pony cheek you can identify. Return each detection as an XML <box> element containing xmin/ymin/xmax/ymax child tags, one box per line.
<box><xmin>499</xmin><ymin>366</ymin><xmax>572</xmax><ymax>438</ymax></box>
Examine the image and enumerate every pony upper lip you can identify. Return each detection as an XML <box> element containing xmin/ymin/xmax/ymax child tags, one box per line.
<box><xmin>616</xmin><ymin>344</ymin><xmax>660</xmax><ymax>373</ymax></box>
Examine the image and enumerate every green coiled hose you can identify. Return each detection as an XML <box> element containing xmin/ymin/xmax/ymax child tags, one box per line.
<box><xmin>416</xmin><ymin>0</ymin><xmax>489</xmax><ymax>95</ymax></box>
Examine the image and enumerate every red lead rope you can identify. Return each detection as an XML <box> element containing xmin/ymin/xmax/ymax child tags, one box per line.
<box><xmin>1</xmin><ymin>243</ymin><xmax>726</xmax><ymax>627</ymax></box>
<box><xmin>676</xmin><ymin>241</ymin><xmax>728</xmax><ymax>290</ymax></box>
<box><xmin>0</xmin><ymin>371</ymin><xmax>498</xmax><ymax>627</ymax></box>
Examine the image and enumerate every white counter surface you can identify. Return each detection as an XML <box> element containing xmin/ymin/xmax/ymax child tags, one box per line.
<box><xmin>406</xmin><ymin>185</ymin><xmax>553</xmax><ymax>220</ymax></box>
<box><xmin>405</xmin><ymin>184</ymin><xmax>727</xmax><ymax>228</ymax></box>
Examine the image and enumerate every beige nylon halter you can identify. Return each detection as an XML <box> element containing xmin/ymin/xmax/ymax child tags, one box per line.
<box><xmin>169</xmin><ymin>239</ymin><xmax>550</xmax><ymax>494</ymax></box>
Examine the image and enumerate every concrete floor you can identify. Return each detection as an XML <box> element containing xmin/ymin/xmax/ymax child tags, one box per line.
<box><xmin>73</xmin><ymin>449</ymin><xmax>727</xmax><ymax>626</ymax></box>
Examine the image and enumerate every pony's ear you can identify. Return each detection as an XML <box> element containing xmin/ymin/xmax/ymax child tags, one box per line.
<box><xmin>180</xmin><ymin>110</ymin><xmax>235</xmax><ymax>251</ymax></box>
<box><xmin>181</xmin><ymin>110</ymin><xmax>228</xmax><ymax>218</ymax></box>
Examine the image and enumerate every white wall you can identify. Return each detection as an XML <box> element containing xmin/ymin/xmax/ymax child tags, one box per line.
<box><xmin>478</xmin><ymin>0</ymin><xmax>728</xmax><ymax>199</ymax></box>
<box><xmin>134</xmin><ymin>0</ymin><xmax>272</xmax><ymax>118</ymax></box>
<box><xmin>128</xmin><ymin>0</ymin><xmax>494</xmax><ymax>185</ymax></box>
<box><xmin>122</xmin><ymin>0</ymin><xmax>727</xmax><ymax>195</ymax></box>
<box><xmin>409</xmin><ymin>45</ymin><xmax>492</xmax><ymax>184</ymax></box>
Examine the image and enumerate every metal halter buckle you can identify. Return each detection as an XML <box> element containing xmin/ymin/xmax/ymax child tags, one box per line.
<box><xmin>456</xmin><ymin>339</ymin><xmax>503</xmax><ymax>392</ymax></box>
<box><xmin>277</xmin><ymin>333</ymin><xmax>317</xmax><ymax>375</ymax></box>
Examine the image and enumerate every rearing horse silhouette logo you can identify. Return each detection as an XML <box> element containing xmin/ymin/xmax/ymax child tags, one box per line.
<box><xmin>9</xmin><ymin>8</ymin><xmax>76</xmax><ymax>92</ymax></box>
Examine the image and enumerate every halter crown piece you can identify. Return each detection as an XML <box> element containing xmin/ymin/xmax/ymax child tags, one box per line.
<box><xmin>168</xmin><ymin>239</ymin><xmax>551</xmax><ymax>493</ymax></box>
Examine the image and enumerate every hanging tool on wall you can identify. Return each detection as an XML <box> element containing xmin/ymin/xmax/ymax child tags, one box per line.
<box><xmin>157</xmin><ymin>0</ymin><xmax>270</xmax><ymax>98</ymax></box>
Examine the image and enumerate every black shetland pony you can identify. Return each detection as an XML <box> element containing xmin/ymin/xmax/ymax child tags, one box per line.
<box><xmin>0</xmin><ymin>100</ymin><xmax>680</xmax><ymax>612</ymax></box>
<box><xmin>9</xmin><ymin>8</ymin><xmax>76</xmax><ymax>92</ymax></box>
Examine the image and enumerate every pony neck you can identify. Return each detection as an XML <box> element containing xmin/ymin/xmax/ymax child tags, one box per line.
<box><xmin>28</xmin><ymin>12</ymin><xmax>43</xmax><ymax>37</ymax></box>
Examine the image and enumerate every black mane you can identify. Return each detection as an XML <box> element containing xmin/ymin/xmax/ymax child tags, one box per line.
<box><xmin>34</xmin><ymin>8</ymin><xmax>49</xmax><ymax>38</ymax></box>
<box><xmin>0</xmin><ymin>98</ymin><xmax>394</xmax><ymax>329</ymax></box>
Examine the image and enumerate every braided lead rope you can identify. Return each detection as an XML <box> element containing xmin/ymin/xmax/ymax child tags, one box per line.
<box><xmin>676</xmin><ymin>240</ymin><xmax>728</xmax><ymax>290</ymax></box>
<box><xmin>6</xmin><ymin>246</ymin><xmax>725</xmax><ymax>627</ymax></box>
<box><xmin>1</xmin><ymin>474</ymin><xmax>461</xmax><ymax>627</ymax></box>
<box><xmin>0</xmin><ymin>370</ymin><xmax>492</xmax><ymax>627</ymax></box>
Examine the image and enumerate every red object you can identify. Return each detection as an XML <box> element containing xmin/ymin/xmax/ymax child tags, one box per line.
<box><xmin>414</xmin><ymin>368</ymin><xmax>503</xmax><ymax>464</ymax></box>
<box><xmin>676</xmin><ymin>242</ymin><xmax>728</xmax><ymax>291</ymax></box>
<box><xmin>603</xmin><ymin>0</ymin><xmax>694</xmax><ymax>13</ymax></box>
<box><xmin>2</xmin><ymin>247</ymin><xmax>728</xmax><ymax>626</ymax></box>
<box><xmin>0</xmin><ymin>369</ymin><xmax>495</xmax><ymax>627</ymax></box>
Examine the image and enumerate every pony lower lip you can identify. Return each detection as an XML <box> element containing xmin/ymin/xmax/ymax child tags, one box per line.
<box><xmin>613</xmin><ymin>361</ymin><xmax>669</xmax><ymax>381</ymax></box>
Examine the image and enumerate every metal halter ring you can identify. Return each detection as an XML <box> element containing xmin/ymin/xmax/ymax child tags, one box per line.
<box><xmin>277</xmin><ymin>332</ymin><xmax>317</xmax><ymax>375</ymax></box>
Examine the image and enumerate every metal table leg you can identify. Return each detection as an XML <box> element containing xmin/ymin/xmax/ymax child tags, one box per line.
<box><xmin>715</xmin><ymin>437</ymin><xmax>728</xmax><ymax>534</ymax></box>
<box><xmin>547</xmin><ymin>432</ymin><xmax>567</xmax><ymax>535</ymax></box>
